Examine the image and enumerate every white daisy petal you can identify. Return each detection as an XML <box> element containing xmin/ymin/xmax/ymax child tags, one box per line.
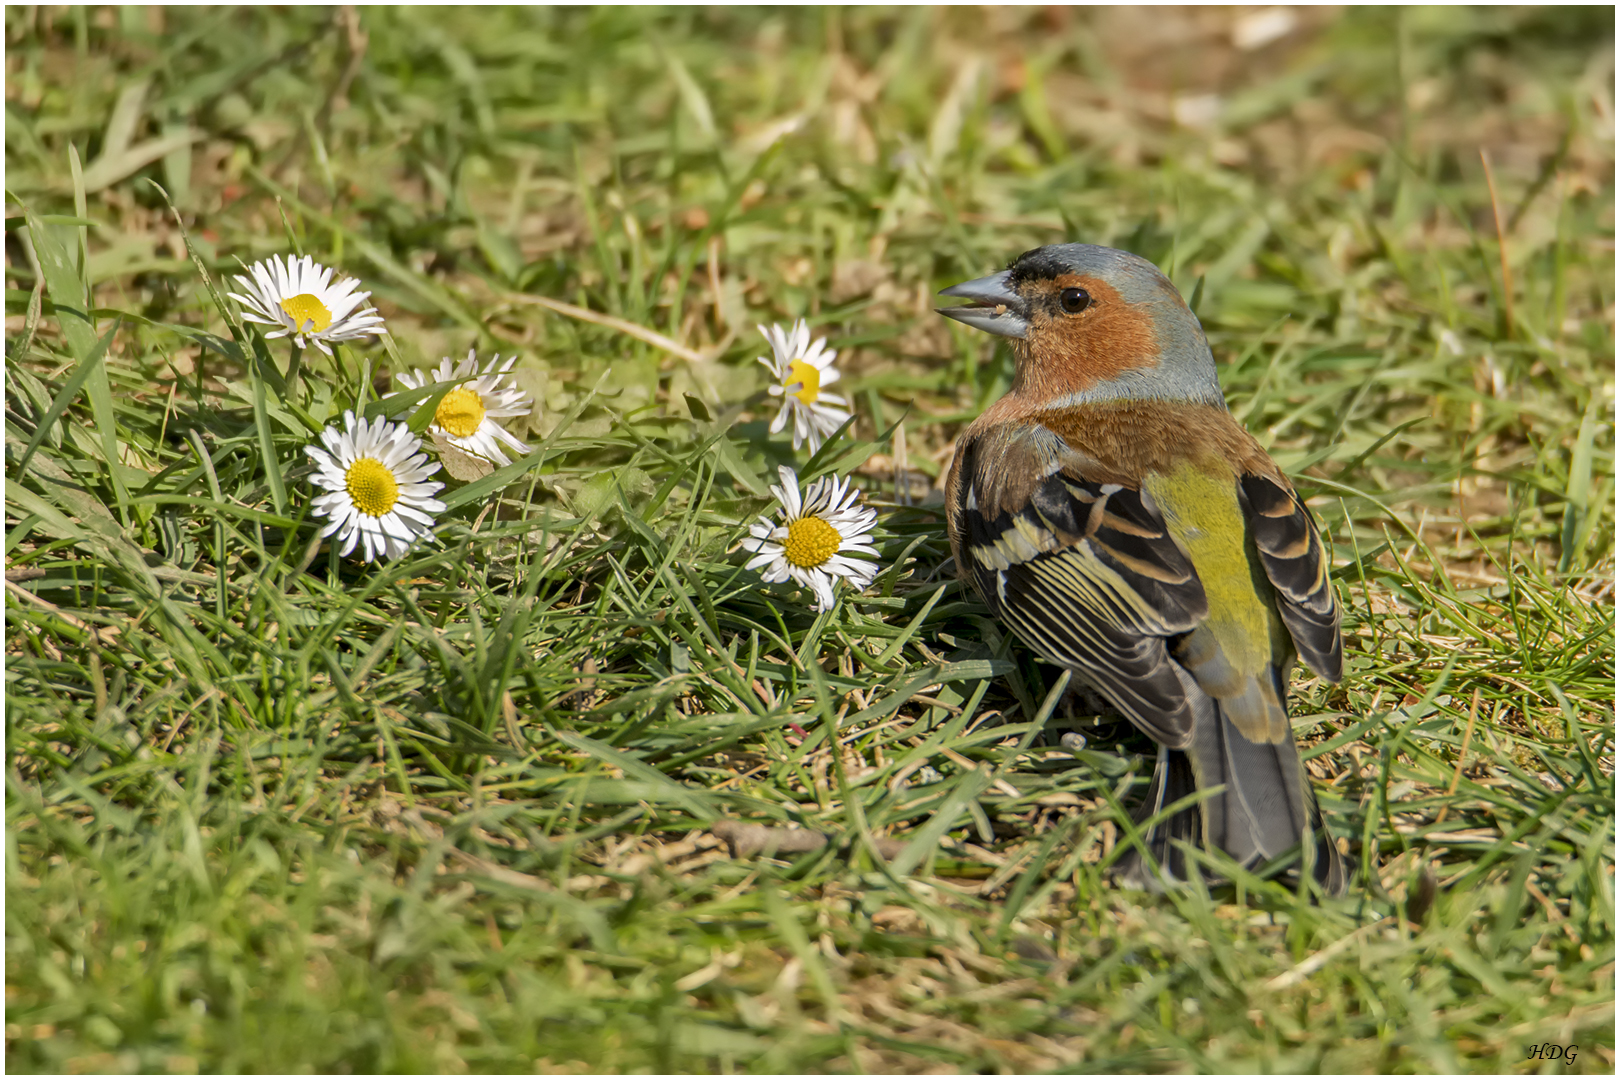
<box><xmin>744</xmin><ymin>550</ymin><xmax>778</xmax><ymax>572</ymax></box>
<box><xmin>755</xmin><ymin>319</ymin><xmax>855</xmax><ymax>453</ymax></box>
<box><xmin>303</xmin><ymin>411</ymin><xmax>444</xmax><ymax>564</ymax></box>
<box><xmin>739</xmin><ymin>467</ymin><xmax>884</xmax><ymax>612</ymax></box>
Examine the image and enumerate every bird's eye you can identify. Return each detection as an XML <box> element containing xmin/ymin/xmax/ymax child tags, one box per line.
<box><xmin>1059</xmin><ymin>287</ymin><xmax>1091</xmax><ymax>314</ymax></box>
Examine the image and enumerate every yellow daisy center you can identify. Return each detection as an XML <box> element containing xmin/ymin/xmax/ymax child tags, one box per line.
<box><xmin>784</xmin><ymin>359</ymin><xmax>821</xmax><ymax>405</ymax></box>
<box><xmin>435</xmin><ymin>386</ymin><xmax>487</xmax><ymax>439</ymax></box>
<box><xmin>782</xmin><ymin>516</ymin><xmax>842</xmax><ymax>569</ymax></box>
<box><xmin>345</xmin><ymin>457</ymin><xmax>399</xmax><ymax>517</ymax></box>
<box><xmin>279</xmin><ymin>293</ymin><xmax>333</xmax><ymax>332</ymax></box>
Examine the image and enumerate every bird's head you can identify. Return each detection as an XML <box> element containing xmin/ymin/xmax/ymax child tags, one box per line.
<box><xmin>936</xmin><ymin>244</ymin><xmax>1223</xmax><ymax>408</ymax></box>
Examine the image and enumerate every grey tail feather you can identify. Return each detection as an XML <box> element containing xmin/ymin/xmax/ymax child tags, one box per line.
<box><xmin>1115</xmin><ymin>700</ymin><xmax>1345</xmax><ymax>896</ymax></box>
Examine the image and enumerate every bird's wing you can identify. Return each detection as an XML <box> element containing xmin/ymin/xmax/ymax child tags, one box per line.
<box><xmin>953</xmin><ymin>433</ymin><xmax>1210</xmax><ymax>747</ymax></box>
<box><xmin>1238</xmin><ymin>473</ymin><xmax>1343</xmax><ymax>682</ymax></box>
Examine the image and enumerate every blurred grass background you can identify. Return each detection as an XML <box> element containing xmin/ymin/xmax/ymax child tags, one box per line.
<box><xmin>5</xmin><ymin>5</ymin><xmax>1614</xmax><ymax>1073</ymax></box>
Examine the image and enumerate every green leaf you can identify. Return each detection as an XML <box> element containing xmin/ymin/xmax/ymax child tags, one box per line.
<box><xmin>22</xmin><ymin>195</ymin><xmax>130</xmax><ymax>524</ymax></box>
<box><xmin>887</xmin><ymin>765</ymin><xmax>996</xmax><ymax>878</ymax></box>
<box><xmin>1559</xmin><ymin>395</ymin><xmax>1600</xmax><ymax>572</ymax></box>
<box><xmin>362</xmin><ymin>379</ymin><xmax>455</xmax><ymax>431</ymax></box>
<box><xmin>11</xmin><ymin>319</ymin><xmax>120</xmax><ymax>478</ymax></box>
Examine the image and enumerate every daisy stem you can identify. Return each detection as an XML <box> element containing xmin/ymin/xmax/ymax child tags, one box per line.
<box><xmin>285</xmin><ymin>343</ymin><xmax>303</xmax><ymax>401</ymax></box>
<box><xmin>355</xmin><ymin>352</ymin><xmax>373</xmax><ymax>413</ymax></box>
<box><xmin>331</xmin><ymin>342</ymin><xmax>353</xmax><ymax>403</ymax></box>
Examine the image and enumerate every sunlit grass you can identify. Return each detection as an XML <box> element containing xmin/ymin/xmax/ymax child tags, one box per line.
<box><xmin>6</xmin><ymin>6</ymin><xmax>1613</xmax><ymax>1073</ymax></box>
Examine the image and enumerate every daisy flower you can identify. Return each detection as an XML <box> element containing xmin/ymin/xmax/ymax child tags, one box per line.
<box><xmin>387</xmin><ymin>350</ymin><xmax>532</xmax><ymax>468</ymax></box>
<box><xmin>757</xmin><ymin>319</ymin><xmax>853</xmax><ymax>454</ymax></box>
<box><xmin>305</xmin><ymin>411</ymin><xmax>446</xmax><ymax>563</ymax></box>
<box><xmin>228</xmin><ymin>254</ymin><xmax>386</xmax><ymax>355</ymax></box>
<box><xmin>743</xmin><ymin>465</ymin><xmax>880</xmax><ymax>612</ymax></box>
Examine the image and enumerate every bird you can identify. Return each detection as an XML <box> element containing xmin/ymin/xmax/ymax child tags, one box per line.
<box><xmin>935</xmin><ymin>243</ymin><xmax>1346</xmax><ymax>895</ymax></box>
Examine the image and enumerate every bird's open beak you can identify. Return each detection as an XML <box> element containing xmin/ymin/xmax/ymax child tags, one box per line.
<box><xmin>935</xmin><ymin>270</ymin><xmax>1028</xmax><ymax>339</ymax></box>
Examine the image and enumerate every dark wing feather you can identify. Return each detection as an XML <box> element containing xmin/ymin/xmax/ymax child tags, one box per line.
<box><xmin>1238</xmin><ymin>474</ymin><xmax>1342</xmax><ymax>681</ymax></box>
<box><xmin>956</xmin><ymin>446</ymin><xmax>1210</xmax><ymax>747</ymax></box>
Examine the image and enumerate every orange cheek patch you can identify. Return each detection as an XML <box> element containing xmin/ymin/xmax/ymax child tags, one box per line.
<box><xmin>1024</xmin><ymin>275</ymin><xmax>1161</xmax><ymax>394</ymax></box>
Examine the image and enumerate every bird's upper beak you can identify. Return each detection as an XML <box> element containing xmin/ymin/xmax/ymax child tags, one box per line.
<box><xmin>935</xmin><ymin>270</ymin><xmax>1028</xmax><ymax>339</ymax></box>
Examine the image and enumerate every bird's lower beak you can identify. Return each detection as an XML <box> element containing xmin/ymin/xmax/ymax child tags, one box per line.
<box><xmin>935</xmin><ymin>270</ymin><xmax>1028</xmax><ymax>339</ymax></box>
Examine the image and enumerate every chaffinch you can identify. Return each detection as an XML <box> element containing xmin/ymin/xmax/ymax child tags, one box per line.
<box><xmin>937</xmin><ymin>243</ymin><xmax>1345</xmax><ymax>895</ymax></box>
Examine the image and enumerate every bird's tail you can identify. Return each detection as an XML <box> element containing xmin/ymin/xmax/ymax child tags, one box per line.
<box><xmin>1115</xmin><ymin>696</ymin><xmax>1345</xmax><ymax>896</ymax></box>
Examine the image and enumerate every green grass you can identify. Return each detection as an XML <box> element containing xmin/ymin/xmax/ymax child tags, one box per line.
<box><xmin>6</xmin><ymin>6</ymin><xmax>1614</xmax><ymax>1073</ymax></box>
